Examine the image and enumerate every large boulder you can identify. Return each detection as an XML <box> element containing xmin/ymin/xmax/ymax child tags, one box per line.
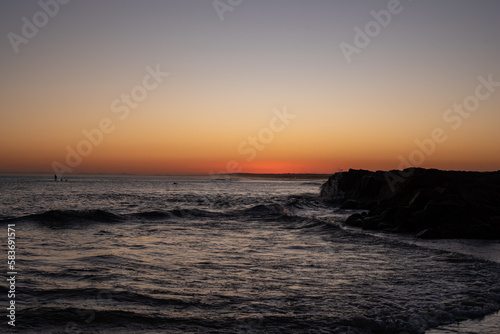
<box><xmin>320</xmin><ymin>169</ymin><xmax>386</xmax><ymax>206</ymax></box>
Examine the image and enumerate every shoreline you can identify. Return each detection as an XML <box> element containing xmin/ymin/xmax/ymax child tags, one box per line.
<box><xmin>427</xmin><ymin>311</ymin><xmax>500</xmax><ymax>334</ymax></box>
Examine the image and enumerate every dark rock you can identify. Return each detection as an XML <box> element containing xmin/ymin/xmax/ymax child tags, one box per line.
<box><xmin>414</xmin><ymin>200</ymin><xmax>470</xmax><ymax>231</ymax></box>
<box><xmin>320</xmin><ymin>169</ymin><xmax>387</xmax><ymax>203</ymax></box>
<box><xmin>394</xmin><ymin>218</ymin><xmax>416</xmax><ymax>233</ymax></box>
<box><xmin>321</xmin><ymin>168</ymin><xmax>500</xmax><ymax>239</ymax></box>
<box><xmin>362</xmin><ymin>216</ymin><xmax>382</xmax><ymax>230</ymax></box>
<box><xmin>394</xmin><ymin>206</ymin><xmax>413</xmax><ymax>225</ymax></box>
<box><xmin>341</xmin><ymin>200</ymin><xmax>363</xmax><ymax>210</ymax></box>
<box><xmin>377</xmin><ymin>222</ymin><xmax>397</xmax><ymax>231</ymax></box>
<box><xmin>416</xmin><ymin>228</ymin><xmax>442</xmax><ymax>239</ymax></box>
<box><xmin>341</xmin><ymin>199</ymin><xmax>376</xmax><ymax>210</ymax></box>
<box><xmin>408</xmin><ymin>188</ymin><xmax>443</xmax><ymax>211</ymax></box>
<box><xmin>380</xmin><ymin>207</ymin><xmax>399</xmax><ymax>226</ymax></box>
<box><xmin>345</xmin><ymin>213</ymin><xmax>363</xmax><ymax>227</ymax></box>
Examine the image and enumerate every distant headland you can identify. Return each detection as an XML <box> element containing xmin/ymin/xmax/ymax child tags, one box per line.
<box><xmin>229</xmin><ymin>173</ymin><xmax>331</xmax><ymax>180</ymax></box>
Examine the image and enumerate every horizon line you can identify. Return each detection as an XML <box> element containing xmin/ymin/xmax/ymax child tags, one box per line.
<box><xmin>1</xmin><ymin>168</ymin><xmax>500</xmax><ymax>177</ymax></box>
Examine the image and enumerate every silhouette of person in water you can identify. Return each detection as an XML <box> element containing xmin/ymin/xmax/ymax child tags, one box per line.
<box><xmin>54</xmin><ymin>174</ymin><xmax>57</xmax><ymax>182</ymax></box>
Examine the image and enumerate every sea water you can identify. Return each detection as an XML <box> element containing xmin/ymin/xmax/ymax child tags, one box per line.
<box><xmin>1</xmin><ymin>175</ymin><xmax>500</xmax><ymax>333</ymax></box>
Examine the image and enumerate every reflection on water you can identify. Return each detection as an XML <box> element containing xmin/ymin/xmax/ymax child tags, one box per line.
<box><xmin>1</xmin><ymin>175</ymin><xmax>500</xmax><ymax>333</ymax></box>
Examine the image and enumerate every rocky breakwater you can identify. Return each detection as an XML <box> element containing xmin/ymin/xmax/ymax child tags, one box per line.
<box><xmin>320</xmin><ymin>168</ymin><xmax>500</xmax><ymax>239</ymax></box>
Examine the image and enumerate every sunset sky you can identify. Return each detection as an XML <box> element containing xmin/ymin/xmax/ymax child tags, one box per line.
<box><xmin>1</xmin><ymin>0</ymin><xmax>500</xmax><ymax>175</ymax></box>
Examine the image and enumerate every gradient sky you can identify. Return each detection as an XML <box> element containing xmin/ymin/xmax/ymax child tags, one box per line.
<box><xmin>1</xmin><ymin>0</ymin><xmax>500</xmax><ymax>175</ymax></box>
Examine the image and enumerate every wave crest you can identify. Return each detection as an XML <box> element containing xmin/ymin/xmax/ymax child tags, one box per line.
<box><xmin>4</xmin><ymin>209</ymin><xmax>122</xmax><ymax>225</ymax></box>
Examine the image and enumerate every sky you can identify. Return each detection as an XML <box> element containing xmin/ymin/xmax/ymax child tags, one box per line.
<box><xmin>1</xmin><ymin>0</ymin><xmax>500</xmax><ymax>175</ymax></box>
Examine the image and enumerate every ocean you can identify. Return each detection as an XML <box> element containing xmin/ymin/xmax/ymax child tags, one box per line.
<box><xmin>1</xmin><ymin>175</ymin><xmax>500</xmax><ymax>334</ymax></box>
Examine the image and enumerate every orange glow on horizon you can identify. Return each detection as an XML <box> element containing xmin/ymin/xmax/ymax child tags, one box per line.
<box><xmin>2</xmin><ymin>2</ymin><xmax>500</xmax><ymax>176</ymax></box>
